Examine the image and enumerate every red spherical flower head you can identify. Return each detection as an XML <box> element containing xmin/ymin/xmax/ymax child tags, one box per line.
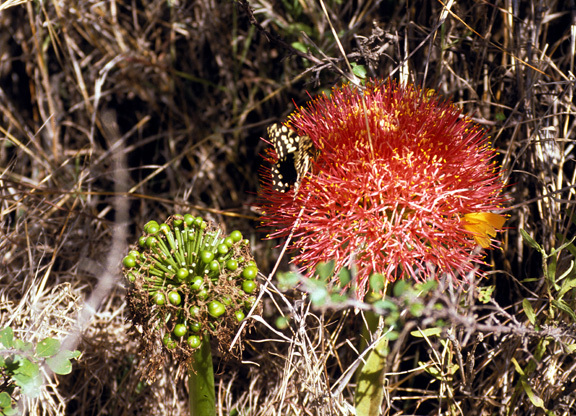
<box><xmin>259</xmin><ymin>79</ymin><xmax>506</xmax><ymax>299</ymax></box>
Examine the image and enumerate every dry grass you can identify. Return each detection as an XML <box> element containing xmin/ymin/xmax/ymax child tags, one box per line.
<box><xmin>0</xmin><ymin>0</ymin><xmax>575</xmax><ymax>415</ymax></box>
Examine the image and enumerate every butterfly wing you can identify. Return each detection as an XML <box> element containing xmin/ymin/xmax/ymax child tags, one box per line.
<box><xmin>267</xmin><ymin>123</ymin><xmax>316</xmax><ymax>193</ymax></box>
<box><xmin>268</xmin><ymin>123</ymin><xmax>301</xmax><ymax>192</ymax></box>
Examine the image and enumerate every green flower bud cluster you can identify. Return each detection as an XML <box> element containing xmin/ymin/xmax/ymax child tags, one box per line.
<box><xmin>122</xmin><ymin>214</ymin><xmax>259</xmax><ymax>361</ymax></box>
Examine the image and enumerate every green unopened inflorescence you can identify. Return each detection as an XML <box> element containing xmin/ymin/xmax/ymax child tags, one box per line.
<box><xmin>122</xmin><ymin>214</ymin><xmax>259</xmax><ymax>363</ymax></box>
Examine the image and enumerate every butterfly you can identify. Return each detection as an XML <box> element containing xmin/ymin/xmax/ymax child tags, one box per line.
<box><xmin>267</xmin><ymin>123</ymin><xmax>316</xmax><ymax>193</ymax></box>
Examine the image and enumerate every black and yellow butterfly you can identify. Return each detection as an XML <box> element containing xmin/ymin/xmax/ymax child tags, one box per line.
<box><xmin>267</xmin><ymin>123</ymin><xmax>316</xmax><ymax>193</ymax></box>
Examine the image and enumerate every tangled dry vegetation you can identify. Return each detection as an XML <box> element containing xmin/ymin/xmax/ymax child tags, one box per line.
<box><xmin>0</xmin><ymin>0</ymin><xmax>575</xmax><ymax>415</ymax></box>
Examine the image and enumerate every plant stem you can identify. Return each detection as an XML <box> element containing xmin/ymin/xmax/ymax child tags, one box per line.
<box><xmin>188</xmin><ymin>334</ymin><xmax>215</xmax><ymax>416</ymax></box>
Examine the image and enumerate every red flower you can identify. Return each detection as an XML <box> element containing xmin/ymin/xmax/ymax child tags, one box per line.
<box><xmin>259</xmin><ymin>80</ymin><xmax>506</xmax><ymax>299</ymax></box>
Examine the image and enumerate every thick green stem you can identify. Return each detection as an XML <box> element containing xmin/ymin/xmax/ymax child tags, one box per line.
<box><xmin>354</xmin><ymin>335</ymin><xmax>388</xmax><ymax>416</ymax></box>
<box><xmin>188</xmin><ymin>334</ymin><xmax>215</xmax><ymax>416</ymax></box>
<box><xmin>354</xmin><ymin>284</ymin><xmax>392</xmax><ymax>416</ymax></box>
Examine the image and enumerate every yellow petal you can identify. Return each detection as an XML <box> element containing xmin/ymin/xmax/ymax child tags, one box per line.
<box><xmin>462</xmin><ymin>212</ymin><xmax>507</xmax><ymax>248</ymax></box>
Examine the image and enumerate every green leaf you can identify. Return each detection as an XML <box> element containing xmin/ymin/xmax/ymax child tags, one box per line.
<box><xmin>291</xmin><ymin>42</ymin><xmax>307</xmax><ymax>54</ymax></box>
<box><xmin>355</xmin><ymin>337</ymin><xmax>388</xmax><ymax>416</ymax></box>
<box><xmin>448</xmin><ymin>363</ymin><xmax>460</xmax><ymax>376</ymax></box>
<box><xmin>420</xmin><ymin>361</ymin><xmax>441</xmax><ymax>380</ymax></box>
<box><xmin>0</xmin><ymin>392</ymin><xmax>12</xmax><ymax>408</ymax></box>
<box><xmin>0</xmin><ymin>327</ymin><xmax>14</xmax><ymax>348</ymax></box>
<box><xmin>522</xmin><ymin>299</ymin><xmax>536</xmax><ymax>326</ymax></box>
<box><xmin>520</xmin><ymin>229</ymin><xmax>543</xmax><ymax>252</ymax></box>
<box><xmin>275</xmin><ymin>316</ymin><xmax>290</xmax><ymax>330</ymax></box>
<box><xmin>495</xmin><ymin>112</ymin><xmax>506</xmax><ymax>122</ymax></box>
<box><xmin>561</xmin><ymin>231</ymin><xmax>576</xmax><ymax>258</ymax></box>
<box><xmin>564</xmin><ymin>343</ymin><xmax>576</xmax><ymax>354</ymax></box>
<box><xmin>384</xmin><ymin>330</ymin><xmax>399</xmax><ymax>341</ymax></box>
<box><xmin>329</xmin><ymin>293</ymin><xmax>348</xmax><ymax>304</ymax></box>
<box><xmin>36</xmin><ymin>338</ymin><xmax>60</xmax><ymax>358</ymax></box>
<box><xmin>551</xmin><ymin>300</ymin><xmax>576</xmax><ymax>322</ymax></box>
<box><xmin>410</xmin><ymin>327</ymin><xmax>442</xmax><ymax>338</ymax></box>
<box><xmin>13</xmin><ymin>339</ymin><xmax>32</xmax><ymax>352</ymax></box>
<box><xmin>558</xmin><ymin>261</ymin><xmax>576</xmax><ymax>298</ymax></box>
<box><xmin>547</xmin><ymin>254</ymin><xmax>558</xmax><ymax>288</ymax></box>
<box><xmin>12</xmin><ymin>359</ymin><xmax>42</xmax><ymax>398</ymax></box>
<box><xmin>13</xmin><ymin>356</ymin><xmax>37</xmax><ymax>378</ymax></box>
<box><xmin>393</xmin><ymin>280</ymin><xmax>410</xmax><ymax>297</ymax></box>
<box><xmin>521</xmin><ymin>277</ymin><xmax>540</xmax><ymax>283</ymax></box>
<box><xmin>409</xmin><ymin>302</ymin><xmax>424</xmax><ymax>317</ymax></box>
<box><xmin>478</xmin><ymin>285</ymin><xmax>495</xmax><ymax>303</ymax></box>
<box><xmin>511</xmin><ymin>357</ymin><xmax>525</xmax><ymax>376</ymax></box>
<box><xmin>308</xmin><ymin>285</ymin><xmax>328</xmax><ymax>306</ymax></box>
<box><xmin>338</xmin><ymin>267</ymin><xmax>351</xmax><ymax>287</ymax></box>
<box><xmin>4</xmin><ymin>405</ymin><xmax>19</xmax><ymax>415</ymax></box>
<box><xmin>350</xmin><ymin>62</ymin><xmax>367</xmax><ymax>79</ymax></box>
<box><xmin>0</xmin><ymin>391</ymin><xmax>17</xmax><ymax>415</ymax></box>
<box><xmin>520</xmin><ymin>379</ymin><xmax>545</xmax><ymax>409</ymax></box>
<box><xmin>277</xmin><ymin>272</ymin><xmax>300</xmax><ymax>291</ymax></box>
<box><xmin>369</xmin><ymin>273</ymin><xmax>385</xmax><ymax>292</ymax></box>
<box><xmin>534</xmin><ymin>337</ymin><xmax>550</xmax><ymax>362</ymax></box>
<box><xmin>552</xmin><ymin>235</ymin><xmax>576</xmax><ymax>254</ymax></box>
<box><xmin>2</xmin><ymin>356</ymin><xmax>20</xmax><ymax>374</ymax></box>
<box><xmin>383</xmin><ymin>312</ymin><xmax>400</xmax><ymax>327</ymax></box>
<box><xmin>416</xmin><ymin>279</ymin><xmax>438</xmax><ymax>293</ymax></box>
<box><xmin>315</xmin><ymin>261</ymin><xmax>335</xmax><ymax>281</ymax></box>
<box><xmin>371</xmin><ymin>299</ymin><xmax>397</xmax><ymax>312</ymax></box>
<box><xmin>46</xmin><ymin>349</ymin><xmax>80</xmax><ymax>375</ymax></box>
